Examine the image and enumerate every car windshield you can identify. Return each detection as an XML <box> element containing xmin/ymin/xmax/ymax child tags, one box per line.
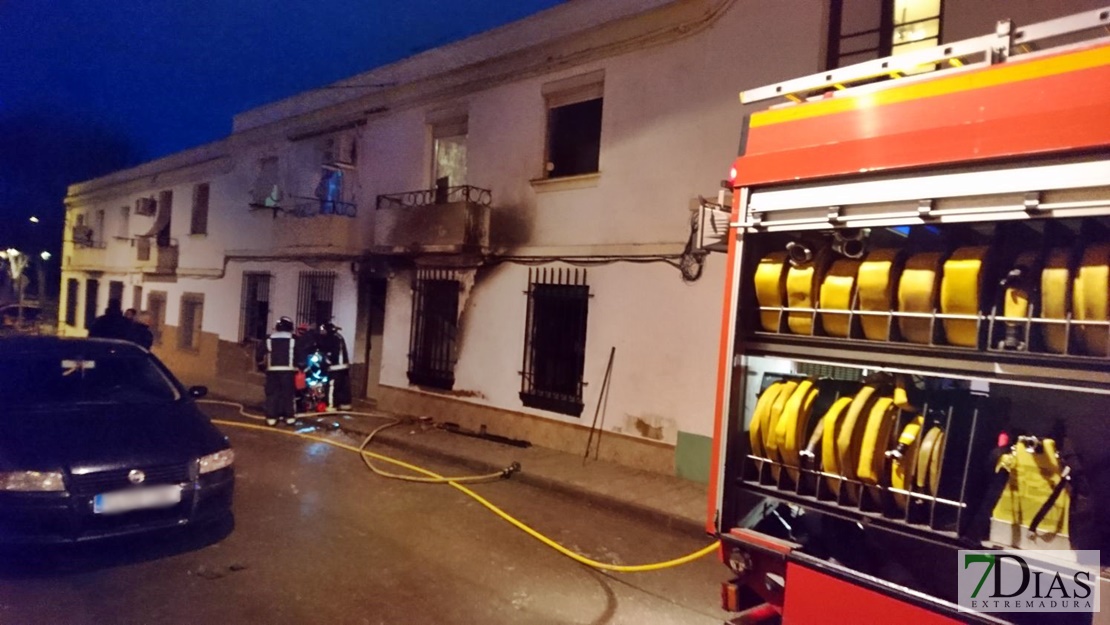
<box><xmin>1</xmin><ymin>353</ymin><xmax>182</xmax><ymax>406</ymax></box>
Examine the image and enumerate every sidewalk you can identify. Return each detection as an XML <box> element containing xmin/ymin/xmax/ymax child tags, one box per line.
<box><xmin>214</xmin><ymin>393</ymin><xmax>711</xmax><ymax>537</ymax></box>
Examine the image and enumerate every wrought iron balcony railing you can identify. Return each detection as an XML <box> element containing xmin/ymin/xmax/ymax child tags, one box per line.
<box><xmin>376</xmin><ymin>185</ymin><xmax>491</xmax><ymax>211</ymax></box>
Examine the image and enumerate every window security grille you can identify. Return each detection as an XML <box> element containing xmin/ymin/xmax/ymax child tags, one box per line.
<box><xmin>240</xmin><ymin>272</ymin><xmax>272</xmax><ymax>342</ymax></box>
<box><xmin>520</xmin><ymin>268</ymin><xmax>590</xmax><ymax>417</ymax></box>
<box><xmin>407</xmin><ymin>269</ymin><xmax>460</xmax><ymax>390</ymax></box>
<box><xmin>296</xmin><ymin>271</ymin><xmax>336</xmax><ymax>327</ymax></box>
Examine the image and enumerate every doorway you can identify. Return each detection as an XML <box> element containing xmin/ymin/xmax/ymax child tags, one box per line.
<box><xmin>355</xmin><ymin>276</ymin><xmax>387</xmax><ymax>402</ymax></box>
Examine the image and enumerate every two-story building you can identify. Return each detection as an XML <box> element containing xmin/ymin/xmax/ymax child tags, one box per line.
<box><xmin>60</xmin><ymin>0</ymin><xmax>1104</xmax><ymax>480</ymax></box>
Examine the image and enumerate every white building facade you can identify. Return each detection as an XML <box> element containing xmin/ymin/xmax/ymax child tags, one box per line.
<box><xmin>60</xmin><ymin>0</ymin><xmax>1105</xmax><ymax>480</ymax></box>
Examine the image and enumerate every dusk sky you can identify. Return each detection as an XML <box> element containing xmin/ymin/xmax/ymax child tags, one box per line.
<box><xmin>0</xmin><ymin>0</ymin><xmax>563</xmax><ymax>253</ymax></box>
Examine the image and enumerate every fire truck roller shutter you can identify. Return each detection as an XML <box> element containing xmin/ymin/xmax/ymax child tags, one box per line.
<box><xmin>1074</xmin><ymin>242</ymin><xmax>1109</xmax><ymax>356</ymax></box>
<box><xmin>940</xmin><ymin>246</ymin><xmax>991</xmax><ymax>348</ymax></box>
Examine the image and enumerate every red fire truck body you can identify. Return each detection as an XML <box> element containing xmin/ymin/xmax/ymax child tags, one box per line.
<box><xmin>707</xmin><ymin>8</ymin><xmax>1110</xmax><ymax>624</ymax></box>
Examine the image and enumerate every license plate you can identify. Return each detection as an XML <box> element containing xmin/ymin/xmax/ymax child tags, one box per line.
<box><xmin>93</xmin><ymin>485</ymin><xmax>183</xmax><ymax>515</ymax></box>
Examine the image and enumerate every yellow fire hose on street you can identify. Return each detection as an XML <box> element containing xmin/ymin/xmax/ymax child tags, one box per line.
<box><xmin>199</xmin><ymin>400</ymin><xmax>720</xmax><ymax>573</ymax></box>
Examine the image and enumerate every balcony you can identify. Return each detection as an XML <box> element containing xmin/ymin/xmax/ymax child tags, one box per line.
<box><xmin>135</xmin><ymin>237</ymin><xmax>179</xmax><ymax>275</ymax></box>
<box><xmin>373</xmin><ymin>185</ymin><xmax>491</xmax><ymax>255</ymax></box>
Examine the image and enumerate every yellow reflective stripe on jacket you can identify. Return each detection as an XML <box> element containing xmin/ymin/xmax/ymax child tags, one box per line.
<box><xmin>940</xmin><ymin>246</ymin><xmax>990</xmax><ymax>347</ymax></box>
<box><xmin>1041</xmin><ymin>248</ymin><xmax>1072</xmax><ymax>354</ymax></box>
<box><xmin>857</xmin><ymin>249</ymin><xmax>902</xmax><ymax>340</ymax></box>
<box><xmin>898</xmin><ymin>252</ymin><xmax>945</xmax><ymax>344</ymax></box>
<box><xmin>819</xmin><ymin>258</ymin><xmax>862</xmax><ymax>338</ymax></box>
<box><xmin>754</xmin><ymin>252</ymin><xmax>789</xmax><ymax>332</ymax></box>
<box><xmin>1074</xmin><ymin>243</ymin><xmax>1109</xmax><ymax>356</ymax></box>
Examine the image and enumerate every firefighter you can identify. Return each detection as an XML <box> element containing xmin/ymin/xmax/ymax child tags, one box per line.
<box><xmin>318</xmin><ymin>322</ymin><xmax>352</xmax><ymax>410</ymax></box>
<box><xmin>256</xmin><ymin>316</ymin><xmax>298</xmax><ymax>426</ymax></box>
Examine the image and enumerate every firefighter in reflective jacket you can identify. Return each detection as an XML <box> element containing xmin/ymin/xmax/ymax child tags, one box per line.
<box><xmin>256</xmin><ymin>316</ymin><xmax>299</xmax><ymax>426</ymax></box>
<box><xmin>318</xmin><ymin>322</ymin><xmax>352</xmax><ymax>410</ymax></box>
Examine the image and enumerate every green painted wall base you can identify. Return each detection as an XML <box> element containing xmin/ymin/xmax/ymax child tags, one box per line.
<box><xmin>675</xmin><ymin>431</ymin><xmax>712</xmax><ymax>484</ymax></box>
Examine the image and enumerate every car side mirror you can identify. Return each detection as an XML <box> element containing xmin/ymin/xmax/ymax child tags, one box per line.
<box><xmin>189</xmin><ymin>386</ymin><xmax>208</xmax><ymax>399</ymax></box>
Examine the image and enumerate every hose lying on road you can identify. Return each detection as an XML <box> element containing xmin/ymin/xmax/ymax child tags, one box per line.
<box><xmin>198</xmin><ymin>400</ymin><xmax>515</xmax><ymax>484</ymax></box>
<box><xmin>198</xmin><ymin>399</ymin><xmax>721</xmax><ymax>573</ymax></box>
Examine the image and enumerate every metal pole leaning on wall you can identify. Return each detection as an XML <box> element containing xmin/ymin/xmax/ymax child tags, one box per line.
<box><xmin>583</xmin><ymin>346</ymin><xmax>616</xmax><ymax>464</ymax></box>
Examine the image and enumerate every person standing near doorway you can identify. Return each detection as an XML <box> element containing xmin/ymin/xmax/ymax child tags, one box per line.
<box><xmin>318</xmin><ymin>322</ymin><xmax>352</xmax><ymax>410</ymax></box>
<box><xmin>256</xmin><ymin>316</ymin><xmax>298</xmax><ymax>426</ymax></box>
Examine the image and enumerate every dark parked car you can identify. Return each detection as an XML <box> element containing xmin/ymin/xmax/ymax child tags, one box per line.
<box><xmin>0</xmin><ymin>336</ymin><xmax>233</xmax><ymax>545</ymax></box>
<box><xmin>0</xmin><ymin>303</ymin><xmax>42</xmax><ymax>331</ymax></box>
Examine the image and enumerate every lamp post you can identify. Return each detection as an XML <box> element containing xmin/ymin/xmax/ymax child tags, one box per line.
<box><xmin>0</xmin><ymin>249</ymin><xmax>29</xmax><ymax>329</ymax></box>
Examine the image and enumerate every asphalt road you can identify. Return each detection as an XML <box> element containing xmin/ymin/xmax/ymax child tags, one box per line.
<box><xmin>0</xmin><ymin>417</ymin><xmax>732</xmax><ymax>624</ymax></box>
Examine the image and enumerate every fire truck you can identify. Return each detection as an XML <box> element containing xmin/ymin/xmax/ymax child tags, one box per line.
<box><xmin>703</xmin><ymin>7</ymin><xmax>1109</xmax><ymax>624</ymax></box>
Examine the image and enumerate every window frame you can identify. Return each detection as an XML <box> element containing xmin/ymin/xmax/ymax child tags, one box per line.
<box><xmin>541</xmin><ymin>71</ymin><xmax>604</xmax><ymax>180</ymax></box>
<box><xmin>407</xmin><ymin>269</ymin><xmax>460</xmax><ymax>390</ymax></box>
<box><xmin>84</xmin><ymin>279</ymin><xmax>99</xmax><ymax>330</ymax></box>
<box><xmin>519</xmin><ymin>267</ymin><xmax>590</xmax><ymax>417</ymax></box>
<box><xmin>825</xmin><ymin>0</ymin><xmax>944</xmax><ymax>70</ymax></box>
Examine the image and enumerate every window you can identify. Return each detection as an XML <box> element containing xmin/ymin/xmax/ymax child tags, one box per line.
<box><xmin>296</xmin><ymin>271</ymin><xmax>336</xmax><ymax>327</ymax></box>
<box><xmin>191</xmin><ymin>183</ymin><xmax>209</xmax><ymax>235</ymax></box>
<box><xmin>132</xmin><ymin>285</ymin><xmax>143</xmax><ymax>311</ymax></box>
<box><xmin>156</xmin><ymin>190</ymin><xmax>173</xmax><ymax>247</ymax></box>
<box><xmin>543</xmin><ymin>72</ymin><xmax>604</xmax><ymax>179</ymax></box>
<box><xmin>240</xmin><ymin>272</ymin><xmax>272</xmax><ymax>342</ymax></box>
<box><xmin>407</xmin><ymin>270</ymin><xmax>459</xmax><ymax>390</ymax></box>
<box><xmin>118</xmin><ymin>205</ymin><xmax>130</xmax><ymax>238</ymax></box>
<box><xmin>431</xmin><ymin>117</ymin><xmax>468</xmax><ymax>190</ymax></box>
<box><xmin>827</xmin><ymin>0</ymin><xmax>942</xmax><ymax>69</ymax></box>
<box><xmin>179</xmin><ymin>293</ymin><xmax>204</xmax><ymax>351</ymax></box>
<box><xmin>84</xmin><ymin>279</ymin><xmax>99</xmax><ymax>329</ymax></box>
<box><xmin>147</xmin><ymin>291</ymin><xmax>167</xmax><ymax>346</ymax></box>
<box><xmin>65</xmin><ymin>278</ymin><xmax>79</xmax><ymax>326</ymax></box>
<box><xmin>520</xmin><ymin>268</ymin><xmax>590</xmax><ymax>416</ymax></box>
